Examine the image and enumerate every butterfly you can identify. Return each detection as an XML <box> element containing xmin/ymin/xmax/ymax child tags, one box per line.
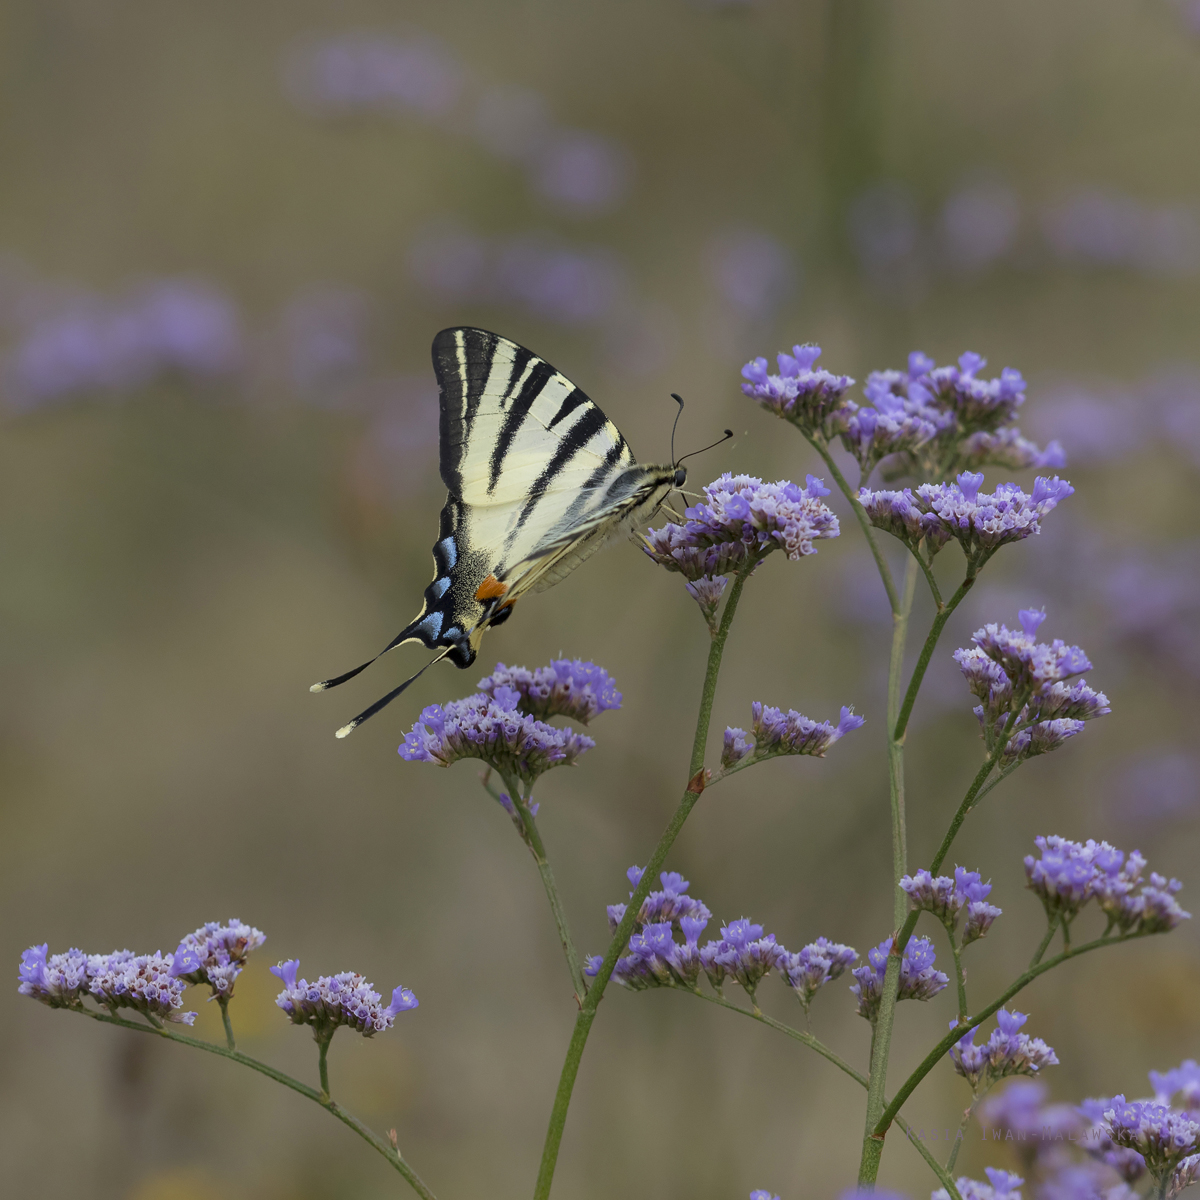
<box><xmin>314</xmin><ymin>326</ymin><xmax>689</xmax><ymax>737</ymax></box>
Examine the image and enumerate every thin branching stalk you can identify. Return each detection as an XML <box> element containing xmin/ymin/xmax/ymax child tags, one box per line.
<box><xmin>497</xmin><ymin>770</ymin><xmax>588</xmax><ymax>1003</ymax></box>
<box><xmin>686</xmin><ymin>990</ymin><xmax>962</xmax><ymax>1198</ymax></box>
<box><xmin>69</xmin><ymin>1007</ymin><xmax>436</xmax><ymax>1199</ymax></box>
<box><xmin>874</xmin><ymin>930</ymin><xmax>1151</xmax><ymax>1136</ymax></box>
<box><xmin>806</xmin><ymin>433</ymin><xmax>900</xmax><ymax>614</ymax></box>
<box><xmin>531</xmin><ymin>569</ymin><xmax>750</xmax><ymax>1200</ymax></box>
<box><xmin>944</xmin><ymin>1102</ymin><xmax>975</xmax><ymax>1174</ymax></box>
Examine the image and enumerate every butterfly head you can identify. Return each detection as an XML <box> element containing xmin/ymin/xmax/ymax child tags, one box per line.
<box><xmin>673</xmin><ymin>466</ymin><xmax>687</xmax><ymax>488</ymax></box>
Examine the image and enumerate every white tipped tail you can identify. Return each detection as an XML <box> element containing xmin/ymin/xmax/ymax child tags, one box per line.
<box><xmin>310</xmin><ymin>681</ymin><xmax>328</xmax><ymax>693</ymax></box>
<box><xmin>335</xmin><ymin>723</ymin><xmax>356</xmax><ymax>739</ymax></box>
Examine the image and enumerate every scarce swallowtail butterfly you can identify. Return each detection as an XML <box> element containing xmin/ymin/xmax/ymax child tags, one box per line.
<box><xmin>313</xmin><ymin>327</ymin><xmax>688</xmax><ymax>738</ymax></box>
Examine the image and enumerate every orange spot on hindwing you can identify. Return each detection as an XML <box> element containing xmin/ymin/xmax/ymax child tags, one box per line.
<box><xmin>475</xmin><ymin>574</ymin><xmax>509</xmax><ymax>602</ymax></box>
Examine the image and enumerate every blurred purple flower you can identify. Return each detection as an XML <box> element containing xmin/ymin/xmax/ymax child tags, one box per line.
<box><xmin>939</xmin><ymin>180</ymin><xmax>1021</xmax><ymax>271</ymax></box>
<box><xmin>1109</xmin><ymin>753</ymin><xmax>1200</xmax><ymax>825</ymax></box>
<box><xmin>284</xmin><ymin>33</ymin><xmax>464</xmax><ymax>119</ymax></box>
<box><xmin>494</xmin><ymin>234</ymin><xmax>626</xmax><ymax>324</ymax></box>
<box><xmin>706</xmin><ymin>227</ymin><xmax>798</xmax><ymax>321</ymax></box>
<box><xmin>1040</xmin><ymin>189</ymin><xmax>1200</xmax><ymax>277</ymax></box>
<box><xmin>531</xmin><ymin>131</ymin><xmax>632</xmax><ymax>215</ymax></box>
<box><xmin>849</xmin><ymin>182</ymin><xmax>921</xmax><ymax>273</ymax></box>
<box><xmin>5</xmin><ymin>279</ymin><xmax>241</xmax><ymax>410</ymax></box>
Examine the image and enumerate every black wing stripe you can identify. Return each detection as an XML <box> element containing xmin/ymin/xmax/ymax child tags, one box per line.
<box><xmin>548</xmin><ymin>387</ymin><xmax>589</xmax><ymax>429</ymax></box>
<box><xmin>502</xmin><ymin>405</ymin><xmax>611</xmax><ymax>557</ymax></box>
<box><xmin>488</xmin><ymin>358</ymin><xmax>555</xmax><ymax>492</ymax></box>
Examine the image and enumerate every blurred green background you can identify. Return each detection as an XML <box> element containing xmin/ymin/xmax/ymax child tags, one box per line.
<box><xmin>4</xmin><ymin>2</ymin><xmax>1200</xmax><ymax>1197</ymax></box>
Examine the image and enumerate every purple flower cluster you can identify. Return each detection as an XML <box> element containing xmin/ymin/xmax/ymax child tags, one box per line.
<box><xmin>476</xmin><ymin>659</ymin><xmax>621</xmax><ymax>724</ymax></box>
<box><xmin>900</xmin><ymin>867</ymin><xmax>1002</xmax><ymax>946</ymax></box>
<box><xmin>933</xmin><ymin>1167</ymin><xmax>1024</xmax><ymax>1200</ymax></box>
<box><xmin>1078</xmin><ymin>1098</ymin><xmax>1151</xmax><ymax>1184</ymax></box>
<box><xmin>720</xmin><ymin>702</ymin><xmax>865</xmax><ymax>770</ymax></box>
<box><xmin>169</xmin><ymin>918</ymin><xmax>266</xmax><ymax>998</ymax></box>
<box><xmin>740</xmin><ymin>344</ymin><xmax>856</xmax><ymax>439</ymax></box>
<box><xmin>782</xmin><ymin>346</ymin><xmax>1065</xmax><ymax>481</ymax></box>
<box><xmin>859</xmin><ymin>472</ymin><xmax>1073</xmax><ymax>565</ymax></box>
<box><xmin>270</xmin><ymin>960</ymin><xmax>418</xmax><ymax>1039</ymax></box>
<box><xmin>5</xmin><ymin>279</ymin><xmax>242</xmax><ymax>410</ymax></box>
<box><xmin>778</xmin><ymin>938</ymin><xmax>859</xmax><ymax>1012</ymax></box>
<box><xmin>399</xmin><ymin>688</ymin><xmax>595</xmax><ymax>783</ymax></box>
<box><xmin>588</xmin><ymin>868</ymin><xmax>855</xmax><ymax>1010</ymax></box>
<box><xmin>979</xmin><ymin>1079</ymin><xmax>1083</xmax><ymax>1149</ymax></box>
<box><xmin>19</xmin><ymin>944</ymin><xmax>196</xmax><ymax>1025</ymax></box>
<box><xmin>1024</xmin><ymin>835</ymin><xmax>1191</xmax><ymax>932</ymax></box>
<box><xmin>1152</xmin><ymin>1060</ymin><xmax>1200</xmax><ymax>1111</ymax></box>
<box><xmin>850</xmin><ymin>936</ymin><xmax>949</xmax><ymax>1022</ymax></box>
<box><xmin>643</xmin><ymin>475</ymin><xmax>839</xmax><ymax>620</ymax></box>
<box><xmin>956</xmin><ymin>609</ymin><xmax>1109</xmax><ymax>764</ymax></box>
<box><xmin>1099</xmin><ymin>1096</ymin><xmax>1200</xmax><ymax>1186</ymax></box>
<box><xmin>949</xmin><ymin>1009</ymin><xmax>1059</xmax><ymax>1092</ymax></box>
<box><xmin>749</xmin><ymin>1191</ymin><xmax>780</xmax><ymax>1200</ymax></box>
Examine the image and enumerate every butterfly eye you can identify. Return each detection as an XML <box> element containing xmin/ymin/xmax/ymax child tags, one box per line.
<box><xmin>674</xmin><ymin>467</ymin><xmax>687</xmax><ymax>488</ymax></box>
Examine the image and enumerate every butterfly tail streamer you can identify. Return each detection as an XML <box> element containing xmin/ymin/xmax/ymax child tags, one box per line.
<box><xmin>333</xmin><ymin>646</ymin><xmax>456</xmax><ymax>739</ymax></box>
<box><xmin>309</xmin><ymin>619</ymin><xmax>431</xmax><ymax>692</ymax></box>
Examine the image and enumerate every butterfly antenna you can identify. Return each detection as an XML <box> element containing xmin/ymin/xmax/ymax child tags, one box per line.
<box><xmin>334</xmin><ymin>646</ymin><xmax>455</xmax><ymax>739</ymax></box>
<box><xmin>676</xmin><ymin>428</ymin><xmax>734</xmax><ymax>467</ymax></box>
<box><xmin>669</xmin><ymin>393</ymin><xmax>685</xmax><ymax>468</ymax></box>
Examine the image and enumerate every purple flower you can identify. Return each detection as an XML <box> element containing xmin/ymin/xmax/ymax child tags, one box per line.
<box><xmin>17</xmin><ymin>945</ymin><xmax>90</xmax><ymax>1009</ymax></box>
<box><xmin>1078</xmin><ymin>1097</ymin><xmax>1149</xmax><ymax>1183</ymax></box>
<box><xmin>979</xmin><ymin>1080</ymin><xmax>1082</xmax><ymax>1150</ymax></box>
<box><xmin>949</xmin><ymin>1009</ymin><xmax>1059</xmax><ymax>1091</ymax></box>
<box><xmin>851</xmin><ymin>936</ymin><xmax>948</xmax><ymax>1022</ymax></box>
<box><xmin>749</xmin><ymin>1191</ymin><xmax>780</xmax><ymax>1200</ymax></box>
<box><xmin>1151</xmin><ymin>1060</ymin><xmax>1200</xmax><ymax>1111</ymax></box>
<box><xmin>779</xmin><ymin>938</ymin><xmax>858</xmax><ymax>1011</ymax></box>
<box><xmin>699</xmin><ymin>918</ymin><xmax>787</xmax><ymax>999</ymax></box>
<box><xmin>476</xmin><ymin>659</ymin><xmax>621</xmax><ymax>724</ymax></box>
<box><xmin>597</xmin><ymin>868</ymin><xmax>714</xmax><ymax>992</ymax></box>
<box><xmin>900</xmin><ymin>867</ymin><xmax>1002</xmax><ymax>946</ymax></box>
<box><xmin>958</xmin><ymin>428</ymin><xmax>1067</xmax><ymax>472</ymax></box>
<box><xmin>399</xmin><ymin>689</ymin><xmax>595</xmax><ymax>783</ymax></box>
<box><xmin>270</xmin><ymin>959</ymin><xmax>418</xmax><ymax>1039</ymax></box>
<box><xmin>644</xmin><ymin>473</ymin><xmax>839</xmax><ymax>585</ymax></box>
<box><xmin>1024</xmin><ymin>835</ymin><xmax>1190</xmax><ymax>932</ymax></box>
<box><xmin>956</xmin><ymin>611</ymin><xmax>1109</xmax><ymax>762</ymax></box>
<box><xmin>934</xmin><ymin>1168</ymin><xmax>1024</xmax><ymax>1200</ymax></box>
<box><xmin>740</xmin><ymin>344</ymin><xmax>856</xmax><ymax>438</ymax></box>
<box><xmin>720</xmin><ymin>703</ymin><xmax>864</xmax><ymax>770</ymax></box>
<box><xmin>88</xmin><ymin>951</ymin><xmax>197</xmax><ymax>1025</ymax></box>
<box><xmin>839</xmin><ymin>369</ymin><xmax>953</xmax><ymax>473</ymax></box>
<box><xmin>684</xmin><ymin>574</ymin><xmax>729</xmax><ymax>631</ymax></box>
<box><xmin>169</xmin><ymin>918</ymin><xmax>266</xmax><ymax>998</ymax></box>
<box><xmin>1101</xmin><ymin>1097</ymin><xmax>1200</xmax><ymax>1185</ymax></box>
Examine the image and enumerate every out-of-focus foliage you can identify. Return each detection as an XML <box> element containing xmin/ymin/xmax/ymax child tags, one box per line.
<box><xmin>3</xmin><ymin>2</ymin><xmax>1199</xmax><ymax>1198</ymax></box>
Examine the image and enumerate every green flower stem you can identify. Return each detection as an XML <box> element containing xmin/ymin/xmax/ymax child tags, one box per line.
<box><xmin>1029</xmin><ymin>917</ymin><xmax>1060</xmax><ymax>969</ymax></box>
<box><xmin>873</xmin><ymin>930</ymin><xmax>1150</xmax><ymax>1137</ymax></box>
<box><xmin>888</xmin><ymin>556</ymin><xmax>919</xmax><ymax>926</ymax></box>
<box><xmin>688</xmin><ymin>990</ymin><xmax>961</xmax><ymax>1199</ymax></box>
<box><xmin>218</xmin><ymin>996</ymin><xmax>236</xmax><ymax>1051</ymax></box>
<box><xmin>532</xmin><ymin>570</ymin><xmax>749</xmax><ymax>1200</ymax></box>
<box><xmin>318</xmin><ymin>1032</ymin><xmax>332</xmax><ymax>1099</ymax></box>
<box><xmin>70</xmin><ymin>1006</ymin><xmax>437</xmax><ymax>1199</ymax></box>
<box><xmin>949</xmin><ymin>935</ymin><xmax>968</xmax><ymax>1023</ymax></box>
<box><xmin>807</xmin><ymin>434</ymin><xmax>900</xmax><ymax>615</ymax></box>
<box><xmin>892</xmin><ymin>572</ymin><xmax>976</xmax><ymax>744</ymax></box>
<box><xmin>498</xmin><ymin>771</ymin><xmax>587</xmax><ymax>1004</ymax></box>
<box><xmin>908</xmin><ymin>544</ymin><xmax>944</xmax><ymax>609</ymax></box>
<box><xmin>859</xmin><ymin>569</ymin><xmax>979</xmax><ymax>1187</ymax></box>
<box><xmin>944</xmin><ymin>1102</ymin><xmax>975</xmax><ymax>1174</ymax></box>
